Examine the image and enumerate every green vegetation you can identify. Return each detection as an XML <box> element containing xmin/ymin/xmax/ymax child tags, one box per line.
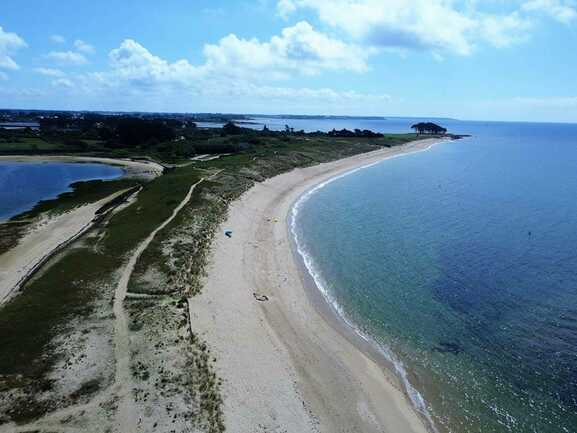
<box><xmin>0</xmin><ymin>167</ymin><xmax>203</xmax><ymax>423</ymax></box>
<box><xmin>131</xmin><ymin>133</ymin><xmax>419</xmax><ymax>295</ymax></box>
<box><xmin>0</xmin><ymin>178</ymin><xmax>139</xmax><ymax>257</ymax></box>
<box><xmin>411</xmin><ymin>121</ymin><xmax>447</xmax><ymax>135</ymax></box>
<box><xmin>0</xmin><ymin>121</ymin><xmax>423</xmax><ymax>428</ymax></box>
<box><xmin>15</xmin><ymin>178</ymin><xmax>140</xmax><ymax>221</ymax></box>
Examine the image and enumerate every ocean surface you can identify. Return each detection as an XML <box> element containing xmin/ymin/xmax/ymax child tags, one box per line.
<box><xmin>0</xmin><ymin>162</ymin><xmax>123</xmax><ymax>221</ymax></box>
<box><xmin>286</xmin><ymin>118</ymin><xmax>577</xmax><ymax>433</ymax></box>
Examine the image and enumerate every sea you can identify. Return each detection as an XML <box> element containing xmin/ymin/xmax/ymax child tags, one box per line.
<box><xmin>264</xmin><ymin>117</ymin><xmax>577</xmax><ymax>433</ymax></box>
<box><xmin>0</xmin><ymin>162</ymin><xmax>123</xmax><ymax>221</ymax></box>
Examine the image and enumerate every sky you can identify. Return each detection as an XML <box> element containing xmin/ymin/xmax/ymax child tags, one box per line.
<box><xmin>1</xmin><ymin>0</ymin><xmax>577</xmax><ymax>122</ymax></box>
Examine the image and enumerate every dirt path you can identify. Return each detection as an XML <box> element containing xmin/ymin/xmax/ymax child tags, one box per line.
<box><xmin>0</xmin><ymin>188</ymin><xmax>135</xmax><ymax>307</ymax></box>
<box><xmin>112</xmin><ymin>176</ymin><xmax>208</xmax><ymax>433</ymax></box>
<box><xmin>0</xmin><ymin>173</ymin><xmax>216</xmax><ymax>433</ymax></box>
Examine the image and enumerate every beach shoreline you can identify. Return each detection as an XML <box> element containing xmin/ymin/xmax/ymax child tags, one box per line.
<box><xmin>0</xmin><ymin>187</ymin><xmax>139</xmax><ymax>307</ymax></box>
<box><xmin>0</xmin><ymin>155</ymin><xmax>160</xmax><ymax>306</ymax></box>
<box><xmin>191</xmin><ymin>137</ymin><xmax>450</xmax><ymax>433</ymax></box>
<box><xmin>0</xmin><ymin>155</ymin><xmax>164</xmax><ymax>179</ymax></box>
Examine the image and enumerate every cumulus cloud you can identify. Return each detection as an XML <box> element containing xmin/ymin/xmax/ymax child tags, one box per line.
<box><xmin>479</xmin><ymin>12</ymin><xmax>532</xmax><ymax>48</ymax></box>
<box><xmin>108</xmin><ymin>39</ymin><xmax>203</xmax><ymax>85</ymax></box>
<box><xmin>203</xmin><ymin>21</ymin><xmax>369</xmax><ymax>77</ymax></box>
<box><xmin>276</xmin><ymin>0</ymin><xmax>538</xmax><ymax>55</ymax></box>
<box><xmin>46</xmin><ymin>50</ymin><xmax>88</xmax><ymax>65</ymax></box>
<box><xmin>522</xmin><ymin>0</ymin><xmax>577</xmax><ymax>23</ymax></box>
<box><xmin>277</xmin><ymin>0</ymin><xmax>298</xmax><ymax>18</ymax></box>
<box><xmin>50</xmin><ymin>34</ymin><xmax>66</xmax><ymax>44</ymax></box>
<box><xmin>64</xmin><ymin>28</ymin><xmax>384</xmax><ymax>107</ymax></box>
<box><xmin>0</xmin><ymin>87</ymin><xmax>45</xmax><ymax>97</ymax></box>
<box><xmin>0</xmin><ymin>26</ymin><xmax>27</xmax><ymax>70</ymax></box>
<box><xmin>44</xmin><ymin>39</ymin><xmax>94</xmax><ymax>66</ymax></box>
<box><xmin>52</xmin><ymin>77</ymin><xmax>74</xmax><ymax>88</ymax></box>
<box><xmin>199</xmin><ymin>82</ymin><xmax>390</xmax><ymax>101</ymax></box>
<box><xmin>104</xmin><ymin>21</ymin><xmax>368</xmax><ymax>89</ymax></box>
<box><xmin>35</xmin><ymin>67</ymin><xmax>66</xmax><ymax>77</ymax></box>
<box><xmin>74</xmin><ymin>39</ymin><xmax>95</xmax><ymax>54</ymax></box>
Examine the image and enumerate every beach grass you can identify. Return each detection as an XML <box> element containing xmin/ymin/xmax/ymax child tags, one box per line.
<box><xmin>0</xmin><ymin>167</ymin><xmax>202</xmax><ymax>422</ymax></box>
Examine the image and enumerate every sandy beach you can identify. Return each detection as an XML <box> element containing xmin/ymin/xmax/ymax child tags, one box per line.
<box><xmin>0</xmin><ymin>155</ymin><xmax>164</xmax><ymax>178</ymax></box>
<box><xmin>190</xmin><ymin>138</ymin><xmax>447</xmax><ymax>433</ymax></box>
<box><xmin>0</xmin><ymin>155</ymin><xmax>159</xmax><ymax>306</ymax></box>
<box><xmin>0</xmin><ymin>188</ymin><xmax>135</xmax><ymax>306</ymax></box>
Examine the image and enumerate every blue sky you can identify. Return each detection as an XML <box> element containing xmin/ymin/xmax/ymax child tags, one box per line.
<box><xmin>1</xmin><ymin>0</ymin><xmax>577</xmax><ymax>121</ymax></box>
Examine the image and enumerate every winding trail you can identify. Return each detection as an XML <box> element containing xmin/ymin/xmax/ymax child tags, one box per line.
<box><xmin>1</xmin><ymin>172</ymin><xmax>218</xmax><ymax>433</ymax></box>
<box><xmin>112</xmin><ymin>175</ymin><xmax>209</xmax><ymax>433</ymax></box>
<box><xmin>0</xmin><ymin>188</ymin><xmax>136</xmax><ymax>307</ymax></box>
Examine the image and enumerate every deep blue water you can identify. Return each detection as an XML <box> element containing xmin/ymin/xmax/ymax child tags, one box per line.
<box><xmin>0</xmin><ymin>162</ymin><xmax>123</xmax><ymax>221</ymax></box>
<box><xmin>290</xmin><ymin>119</ymin><xmax>577</xmax><ymax>432</ymax></box>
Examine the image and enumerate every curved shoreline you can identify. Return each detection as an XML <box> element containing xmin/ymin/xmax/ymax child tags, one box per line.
<box><xmin>193</xmin><ymin>137</ymin><xmax>451</xmax><ymax>433</ymax></box>
<box><xmin>0</xmin><ymin>155</ymin><xmax>164</xmax><ymax>179</ymax></box>
<box><xmin>288</xmin><ymin>139</ymin><xmax>448</xmax><ymax>433</ymax></box>
<box><xmin>0</xmin><ymin>186</ymin><xmax>139</xmax><ymax>307</ymax></box>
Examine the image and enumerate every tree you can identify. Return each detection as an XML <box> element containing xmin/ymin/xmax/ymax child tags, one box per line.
<box><xmin>411</xmin><ymin>122</ymin><xmax>447</xmax><ymax>135</ymax></box>
<box><xmin>115</xmin><ymin>117</ymin><xmax>175</xmax><ymax>147</ymax></box>
<box><xmin>222</xmin><ymin>121</ymin><xmax>243</xmax><ymax>135</ymax></box>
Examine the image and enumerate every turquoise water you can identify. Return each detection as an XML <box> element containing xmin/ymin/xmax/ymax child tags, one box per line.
<box><xmin>0</xmin><ymin>162</ymin><xmax>123</xmax><ymax>221</ymax></box>
<box><xmin>292</xmin><ymin>121</ymin><xmax>577</xmax><ymax>432</ymax></box>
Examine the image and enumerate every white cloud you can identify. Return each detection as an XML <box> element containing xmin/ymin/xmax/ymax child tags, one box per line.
<box><xmin>50</xmin><ymin>34</ymin><xmax>66</xmax><ymax>44</ymax></box>
<box><xmin>105</xmin><ymin>21</ymin><xmax>368</xmax><ymax>89</ymax></box>
<box><xmin>0</xmin><ymin>87</ymin><xmax>45</xmax><ymax>97</ymax></box>
<box><xmin>479</xmin><ymin>12</ymin><xmax>532</xmax><ymax>48</ymax></box>
<box><xmin>277</xmin><ymin>0</ymin><xmax>297</xmax><ymax>18</ymax></box>
<box><xmin>52</xmin><ymin>78</ymin><xmax>74</xmax><ymax>88</ymax></box>
<box><xmin>0</xmin><ymin>26</ymin><xmax>27</xmax><ymax>70</ymax></box>
<box><xmin>61</xmin><ymin>32</ymin><xmax>386</xmax><ymax>108</ymax></box>
<box><xmin>108</xmin><ymin>39</ymin><xmax>203</xmax><ymax>84</ymax></box>
<box><xmin>522</xmin><ymin>0</ymin><xmax>577</xmax><ymax>23</ymax></box>
<box><xmin>277</xmin><ymin>0</ymin><xmax>537</xmax><ymax>55</ymax></box>
<box><xmin>35</xmin><ymin>67</ymin><xmax>66</xmax><ymax>77</ymax></box>
<box><xmin>74</xmin><ymin>39</ymin><xmax>95</xmax><ymax>54</ymax></box>
<box><xmin>203</xmin><ymin>21</ymin><xmax>370</xmax><ymax>76</ymax></box>
<box><xmin>46</xmin><ymin>50</ymin><xmax>88</xmax><ymax>65</ymax></box>
<box><xmin>198</xmin><ymin>81</ymin><xmax>390</xmax><ymax>101</ymax></box>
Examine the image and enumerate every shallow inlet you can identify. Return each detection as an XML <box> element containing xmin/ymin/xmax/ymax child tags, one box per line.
<box><xmin>0</xmin><ymin>161</ymin><xmax>123</xmax><ymax>221</ymax></box>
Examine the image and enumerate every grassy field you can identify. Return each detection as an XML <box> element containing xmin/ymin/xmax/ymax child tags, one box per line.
<box><xmin>0</xmin><ymin>167</ymin><xmax>203</xmax><ymax>422</ymax></box>
<box><xmin>0</xmin><ymin>178</ymin><xmax>140</xmax><ymax>257</ymax></box>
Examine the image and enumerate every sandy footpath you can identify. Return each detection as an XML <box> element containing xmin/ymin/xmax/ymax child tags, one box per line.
<box><xmin>0</xmin><ymin>155</ymin><xmax>161</xmax><ymax>304</ymax></box>
<box><xmin>0</xmin><ymin>188</ymin><xmax>131</xmax><ymax>306</ymax></box>
<box><xmin>191</xmin><ymin>138</ymin><xmax>447</xmax><ymax>433</ymax></box>
<box><xmin>0</xmin><ymin>155</ymin><xmax>164</xmax><ymax>178</ymax></box>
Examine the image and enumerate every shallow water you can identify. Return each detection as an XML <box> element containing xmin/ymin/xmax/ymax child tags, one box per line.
<box><xmin>0</xmin><ymin>162</ymin><xmax>123</xmax><ymax>221</ymax></box>
<box><xmin>292</xmin><ymin>120</ymin><xmax>577</xmax><ymax>432</ymax></box>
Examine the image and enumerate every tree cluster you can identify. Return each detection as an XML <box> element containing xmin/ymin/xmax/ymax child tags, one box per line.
<box><xmin>327</xmin><ymin>128</ymin><xmax>384</xmax><ymax>138</ymax></box>
<box><xmin>410</xmin><ymin>122</ymin><xmax>447</xmax><ymax>135</ymax></box>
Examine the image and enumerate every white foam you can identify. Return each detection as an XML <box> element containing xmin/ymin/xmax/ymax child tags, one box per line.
<box><xmin>290</xmin><ymin>141</ymin><xmax>446</xmax><ymax>433</ymax></box>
